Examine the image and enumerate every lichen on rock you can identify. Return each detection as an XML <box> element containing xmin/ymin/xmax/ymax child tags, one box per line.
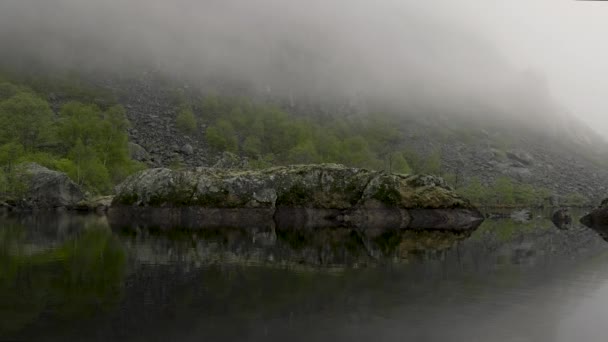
<box><xmin>113</xmin><ymin>164</ymin><xmax>471</xmax><ymax>210</ymax></box>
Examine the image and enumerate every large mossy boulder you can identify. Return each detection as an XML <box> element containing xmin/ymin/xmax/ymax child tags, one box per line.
<box><xmin>111</xmin><ymin>164</ymin><xmax>483</xmax><ymax>231</ymax></box>
<box><xmin>113</xmin><ymin>164</ymin><xmax>471</xmax><ymax>209</ymax></box>
<box><xmin>6</xmin><ymin>163</ymin><xmax>85</xmax><ymax>209</ymax></box>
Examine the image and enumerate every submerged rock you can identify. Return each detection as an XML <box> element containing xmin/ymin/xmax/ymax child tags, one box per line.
<box><xmin>110</xmin><ymin>164</ymin><xmax>484</xmax><ymax>231</ymax></box>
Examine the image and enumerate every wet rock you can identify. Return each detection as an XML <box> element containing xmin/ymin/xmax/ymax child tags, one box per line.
<box><xmin>551</xmin><ymin>208</ymin><xmax>572</xmax><ymax>229</ymax></box>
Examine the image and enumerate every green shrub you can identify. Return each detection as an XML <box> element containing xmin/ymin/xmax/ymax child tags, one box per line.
<box><xmin>491</xmin><ymin>177</ymin><xmax>515</xmax><ymax>206</ymax></box>
<box><xmin>563</xmin><ymin>192</ymin><xmax>589</xmax><ymax>207</ymax></box>
<box><xmin>242</xmin><ymin>136</ymin><xmax>262</xmax><ymax>157</ymax></box>
<box><xmin>0</xmin><ymin>81</ymin><xmax>142</xmax><ymax>195</ymax></box>
<box><xmin>457</xmin><ymin>176</ymin><xmax>556</xmax><ymax>207</ymax></box>
<box><xmin>458</xmin><ymin>177</ymin><xmax>485</xmax><ymax>205</ymax></box>
<box><xmin>205</xmin><ymin>119</ymin><xmax>238</xmax><ymax>153</ymax></box>
<box><xmin>388</xmin><ymin>152</ymin><xmax>412</xmax><ymax>174</ymax></box>
<box><xmin>0</xmin><ymin>92</ymin><xmax>54</xmax><ymax>151</ymax></box>
<box><xmin>176</xmin><ymin>108</ymin><xmax>197</xmax><ymax>135</ymax></box>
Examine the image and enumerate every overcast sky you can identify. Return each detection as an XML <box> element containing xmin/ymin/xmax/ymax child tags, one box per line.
<box><xmin>1</xmin><ymin>0</ymin><xmax>607</xmax><ymax>136</ymax></box>
<box><xmin>444</xmin><ymin>0</ymin><xmax>608</xmax><ymax>135</ymax></box>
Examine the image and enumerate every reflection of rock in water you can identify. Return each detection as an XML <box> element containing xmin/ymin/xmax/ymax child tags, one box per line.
<box><xmin>109</xmin><ymin>207</ymin><xmax>484</xmax><ymax>232</ymax></box>
<box><xmin>580</xmin><ymin>203</ymin><xmax>608</xmax><ymax>242</ymax></box>
<box><xmin>551</xmin><ymin>209</ymin><xmax>572</xmax><ymax>230</ymax></box>
<box><xmin>108</xmin><ymin>206</ymin><xmax>482</xmax><ymax>267</ymax></box>
<box><xmin>114</xmin><ymin>220</ymin><xmax>473</xmax><ymax>268</ymax></box>
<box><xmin>0</xmin><ymin>211</ymin><xmax>111</xmax><ymax>250</ymax></box>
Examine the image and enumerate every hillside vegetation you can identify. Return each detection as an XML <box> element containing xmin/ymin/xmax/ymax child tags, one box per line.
<box><xmin>0</xmin><ymin>75</ymin><xmax>143</xmax><ymax>196</ymax></box>
<box><xmin>0</xmin><ymin>72</ymin><xmax>598</xmax><ymax>207</ymax></box>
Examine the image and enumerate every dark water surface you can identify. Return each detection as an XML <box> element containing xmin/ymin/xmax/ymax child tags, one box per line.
<box><xmin>2</xmin><ymin>209</ymin><xmax>608</xmax><ymax>341</ymax></box>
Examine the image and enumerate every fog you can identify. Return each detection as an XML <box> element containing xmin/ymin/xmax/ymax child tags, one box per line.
<box><xmin>1</xmin><ymin>0</ymin><xmax>607</xmax><ymax>137</ymax></box>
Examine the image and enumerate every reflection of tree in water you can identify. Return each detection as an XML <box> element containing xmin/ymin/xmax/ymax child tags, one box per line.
<box><xmin>0</xmin><ymin>223</ymin><xmax>126</xmax><ymax>337</ymax></box>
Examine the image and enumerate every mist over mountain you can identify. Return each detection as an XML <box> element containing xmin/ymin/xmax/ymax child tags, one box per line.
<box><xmin>1</xmin><ymin>0</ymin><xmax>601</xmax><ymax>143</ymax></box>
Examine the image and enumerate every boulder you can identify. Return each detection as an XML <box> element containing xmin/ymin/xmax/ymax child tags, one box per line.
<box><xmin>110</xmin><ymin>164</ymin><xmax>484</xmax><ymax>231</ymax></box>
<box><xmin>16</xmin><ymin>163</ymin><xmax>85</xmax><ymax>208</ymax></box>
<box><xmin>181</xmin><ymin>144</ymin><xmax>194</xmax><ymax>156</ymax></box>
<box><xmin>128</xmin><ymin>142</ymin><xmax>151</xmax><ymax>162</ymax></box>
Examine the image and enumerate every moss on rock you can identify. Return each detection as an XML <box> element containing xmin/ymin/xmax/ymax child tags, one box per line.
<box><xmin>112</xmin><ymin>164</ymin><xmax>477</xmax><ymax>211</ymax></box>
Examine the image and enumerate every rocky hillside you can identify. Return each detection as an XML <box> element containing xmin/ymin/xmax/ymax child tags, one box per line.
<box><xmin>88</xmin><ymin>73</ymin><xmax>608</xmax><ymax>204</ymax></box>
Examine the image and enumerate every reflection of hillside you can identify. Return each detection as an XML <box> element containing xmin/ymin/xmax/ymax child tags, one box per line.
<box><xmin>3</xmin><ymin>211</ymin><xmax>608</xmax><ymax>341</ymax></box>
<box><xmin>0</xmin><ymin>218</ymin><xmax>126</xmax><ymax>339</ymax></box>
<box><xmin>59</xmin><ymin>239</ymin><xmax>608</xmax><ymax>341</ymax></box>
<box><xmin>96</xmin><ymin>217</ymin><xmax>608</xmax><ymax>341</ymax></box>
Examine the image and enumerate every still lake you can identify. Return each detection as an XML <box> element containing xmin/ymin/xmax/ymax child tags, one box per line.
<box><xmin>2</xmin><ymin>209</ymin><xmax>608</xmax><ymax>341</ymax></box>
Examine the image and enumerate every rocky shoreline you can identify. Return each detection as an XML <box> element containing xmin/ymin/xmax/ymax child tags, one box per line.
<box><xmin>2</xmin><ymin>163</ymin><xmax>488</xmax><ymax>234</ymax></box>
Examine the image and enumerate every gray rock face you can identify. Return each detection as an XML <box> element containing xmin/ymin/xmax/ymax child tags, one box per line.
<box><xmin>20</xmin><ymin>163</ymin><xmax>85</xmax><ymax>208</ymax></box>
<box><xmin>110</xmin><ymin>164</ymin><xmax>484</xmax><ymax>231</ymax></box>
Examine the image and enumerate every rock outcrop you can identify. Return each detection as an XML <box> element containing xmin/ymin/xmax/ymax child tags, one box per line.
<box><xmin>7</xmin><ymin>163</ymin><xmax>85</xmax><ymax>209</ymax></box>
<box><xmin>110</xmin><ymin>164</ymin><xmax>484</xmax><ymax>231</ymax></box>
